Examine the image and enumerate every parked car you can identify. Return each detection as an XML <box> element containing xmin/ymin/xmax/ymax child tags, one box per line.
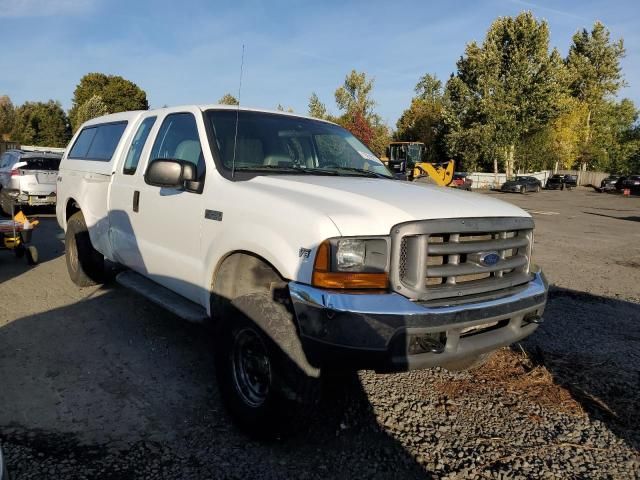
<box><xmin>600</xmin><ymin>175</ymin><xmax>621</xmax><ymax>192</ymax></box>
<box><xmin>501</xmin><ymin>176</ymin><xmax>542</xmax><ymax>193</ymax></box>
<box><xmin>545</xmin><ymin>174</ymin><xmax>565</xmax><ymax>190</ymax></box>
<box><xmin>563</xmin><ymin>174</ymin><xmax>578</xmax><ymax>189</ymax></box>
<box><xmin>621</xmin><ymin>175</ymin><xmax>640</xmax><ymax>193</ymax></box>
<box><xmin>57</xmin><ymin>106</ymin><xmax>548</xmax><ymax>438</ymax></box>
<box><xmin>614</xmin><ymin>176</ymin><xmax>628</xmax><ymax>192</ymax></box>
<box><xmin>0</xmin><ymin>149</ymin><xmax>62</xmax><ymax>216</ymax></box>
<box><xmin>451</xmin><ymin>172</ymin><xmax>472</xmax><ymax>190</ymax></box>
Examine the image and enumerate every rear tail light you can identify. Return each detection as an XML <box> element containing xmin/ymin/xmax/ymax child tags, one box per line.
<box><xmin>11</xmin><ymin>169</ymin><xmax>20</xmax><ymax>176</ymax></box>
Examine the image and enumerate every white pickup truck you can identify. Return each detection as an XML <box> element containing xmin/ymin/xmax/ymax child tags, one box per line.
<box><xmin>57</xmin><ymin>106</ymin><xmax>548</xmax><ymax>437</ymax></box>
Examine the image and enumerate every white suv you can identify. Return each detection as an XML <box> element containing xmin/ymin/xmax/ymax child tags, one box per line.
<box><xmin>0</xmin><ymin>149</ymin><xmax>61</xmax><ymax>215</ymax></box>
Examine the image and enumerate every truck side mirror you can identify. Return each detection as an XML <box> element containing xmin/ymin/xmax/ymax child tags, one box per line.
<box><xmin>145</xmin><ymin>159</ymin><xmax>198</xmax><ymax>191</ymax></box>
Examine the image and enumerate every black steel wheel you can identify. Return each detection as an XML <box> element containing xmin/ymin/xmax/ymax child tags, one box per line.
<box><xmin>214</xmin><ymin>293</ymin><xmax>320</xmax><ymax>439</ymax></box>
<box><xmin>231</xmin><ymin>327</ymin><xmax>272</xmax><ymax>408</ymax></box>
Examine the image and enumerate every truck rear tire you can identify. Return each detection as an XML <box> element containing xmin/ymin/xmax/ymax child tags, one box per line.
<box><xmin>65</xmin><ymin>211</ymin><xmax>104</xmax><ymax>286</ymax></box>
<box><xmin>214</xmin><ymin>292</ymin><xmax>320</xmax><ymax>439</ymax></box>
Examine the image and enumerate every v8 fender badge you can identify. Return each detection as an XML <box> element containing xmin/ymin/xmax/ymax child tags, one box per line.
<box><xmin>299</xmin><ymin>248</ymin><xmax>311</xmax><ymax>260</ymax></box>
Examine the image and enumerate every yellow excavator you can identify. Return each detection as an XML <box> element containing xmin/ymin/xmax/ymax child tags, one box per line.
<box><xmin>384</xmin><ymin>141</ymin><xmax>454</xmax><ymax>186</ymax></box>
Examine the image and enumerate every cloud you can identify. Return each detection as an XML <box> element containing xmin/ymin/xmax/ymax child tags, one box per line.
<box><xmin>0</xmin><ymin>0</ymin><xmax>95</xmax><ymax>17</ymax></box>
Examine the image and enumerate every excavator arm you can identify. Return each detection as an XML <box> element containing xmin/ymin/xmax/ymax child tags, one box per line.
<box><xmin>412</xmin><ymin>160</ymin><xmax>455</xmax><ymax>186</ymax></box>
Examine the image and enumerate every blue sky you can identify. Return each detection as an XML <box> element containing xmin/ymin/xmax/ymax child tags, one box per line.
<box><xmin>1</xmin><ymin>0</ymin><xmax>638</xmax><ymax>126</ymax></box>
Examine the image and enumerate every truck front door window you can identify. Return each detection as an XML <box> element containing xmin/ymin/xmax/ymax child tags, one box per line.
<box><xmin>150</xmin><ymin>113</ymin><xmax>205</xmax><ymax>184</ymax></box>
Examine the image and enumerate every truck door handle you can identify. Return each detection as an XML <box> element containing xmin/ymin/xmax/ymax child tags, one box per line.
<box><xmin>133</xmin><ymin>191</ymin><xmax>140</xmax><ymax>212</ymax></box>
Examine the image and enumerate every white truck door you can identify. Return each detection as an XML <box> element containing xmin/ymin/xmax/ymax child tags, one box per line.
<box><xmin>124</xmin><ymin>110</ymin><xmax>208</xmax><ymax>304</ymax></box>
<box><xmin>108</xmin><ymin>115</ymin><xmax>159</xmax><ymax>271</ymax></box>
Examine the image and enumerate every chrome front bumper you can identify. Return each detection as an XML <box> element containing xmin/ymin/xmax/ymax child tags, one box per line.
<box><xmin>289</xmin><ymin>271</ymin><xmax>548</xmax><ymax>372</ymax></box>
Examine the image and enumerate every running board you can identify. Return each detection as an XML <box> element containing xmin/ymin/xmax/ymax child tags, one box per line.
<box><xmin>116</xmin><ymin>270</ymin><xmax>209</xmax><ymax>323</ymax></box>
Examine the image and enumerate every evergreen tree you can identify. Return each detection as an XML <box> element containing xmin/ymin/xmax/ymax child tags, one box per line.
<box><xmin>445</xmin><ymin>12</ymin><xmax>567</xmax><ymax>176</ymax></box>
<box><xmin>75</xmin><ymin>95</ymin><xmax>109</xmax><ymax>126</ymax></box>
<box><xmin>566</xmin><ymin>21</ymin><xmax>626</xmax><ymax>167</ymax></box>
<box><xmin>11</xmin><ymin>100</ymin><xmax>71</xmax><ymax>147</ymax></box>
<box><xmin>70</xmin><ymin>73</ymin><xmax>148</xmax><ymax>131</ymax></box>
<box><xmin>0</xmin><ymin>95</ymin><xmax>16</xmax><ymax>140</ymax></box>
<box><xmin>218</xmin><ymin>93</ymin><xmax>239</xmax><ymax>105</ymax></box>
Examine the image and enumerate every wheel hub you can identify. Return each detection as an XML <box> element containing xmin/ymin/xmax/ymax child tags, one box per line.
<box><xmin>231</xmin><ymin>328</ymin><xmax>271</xmax><ymax>408</ymax></box>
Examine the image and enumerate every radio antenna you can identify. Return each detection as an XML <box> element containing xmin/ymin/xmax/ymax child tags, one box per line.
<box><xmin>231</xmin><ymin>44</ymin><xmax>245</xmax><ymax>179</ymax></box>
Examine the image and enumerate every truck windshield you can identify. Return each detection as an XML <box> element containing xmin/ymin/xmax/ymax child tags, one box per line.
<box><xmin>206</xmin><ymin>110</ymin><xmax>392</xmax><ymax>178</ymax></box>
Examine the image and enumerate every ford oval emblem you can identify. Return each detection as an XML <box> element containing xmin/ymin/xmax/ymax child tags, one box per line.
<box><xmin>480</xmin><ymin>252</ymin><xmax>501</xmax><ymax>266</ymax></box>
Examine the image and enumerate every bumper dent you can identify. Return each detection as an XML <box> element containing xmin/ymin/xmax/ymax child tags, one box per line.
<box><xmin>289</xmin><ymin>271</ymin><xmax>548</xmax><ymax>372</ymax></box>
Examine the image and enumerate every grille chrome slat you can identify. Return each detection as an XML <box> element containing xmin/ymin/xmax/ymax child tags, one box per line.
<box><xmin>445</xmin><ymin>234</ymin><xmax>460</xmax><ymax>285</ymax></box>
<box><xmin>427</xmin><ymin>236</ymin><xmax>528</xmax><ymax>255</ymax></box>
<box><xmin>426</xmin><ymin>254</ymin><xmax>527</xmax><ymax>277</ymax></box>
<box><xmin>391</xmin><ymin>217</ymin><xmax>535</xmax><ymax>302</ymax></box>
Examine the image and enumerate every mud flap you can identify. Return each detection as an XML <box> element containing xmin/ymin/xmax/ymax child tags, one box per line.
<box><xmin>231</xmin><ymin>292</ymin><xmax>321</xmax><ymax>379</ymax></box>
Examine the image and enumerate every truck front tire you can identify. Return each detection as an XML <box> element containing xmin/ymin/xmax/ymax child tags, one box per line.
<box><xmin>213</xmin><ymin>292</ymin><xmax>320</xmax><ymax>439</ymax></box>
<box><xmin>65</xmin><ymin>211</ymin><xmax>104</xmax><ymax>287</ymax></box>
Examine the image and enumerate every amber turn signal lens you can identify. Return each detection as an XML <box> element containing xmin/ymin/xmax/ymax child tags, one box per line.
<box><xmin>311</xmin><ymin>240</ymin><xmax>389</xmax><ymax>290</ymax></box>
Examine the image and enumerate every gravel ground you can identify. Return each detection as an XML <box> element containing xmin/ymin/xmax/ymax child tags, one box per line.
<box><xmin>1</xmin><ymin>188</ymin><xmax>639</xmax><ymax>479</ymax></box>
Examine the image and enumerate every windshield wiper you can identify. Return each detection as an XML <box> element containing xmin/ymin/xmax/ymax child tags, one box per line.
<box><xmin>234</xmin><ymin>165</ymin><xmax>338</xmax><ymax>175</ymax></box>
<box><xmin>234</xmin><ymin>165</ymin><xmax>391</xmax><ymax>179</ymax></box>
<box><xmin>332</xmin><ymin>167</ymin><xmax>392</xmax><ymax>179</ymax></box>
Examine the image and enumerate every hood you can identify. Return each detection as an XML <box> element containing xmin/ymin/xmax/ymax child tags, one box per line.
<box><xmin>247</xmin><ymin>175</ymin><xmax>529</xmax><ymax>236</ymax></box>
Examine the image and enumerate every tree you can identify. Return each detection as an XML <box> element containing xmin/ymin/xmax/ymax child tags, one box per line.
<box><xmin>369</xmin><ymin>123</ymin><xmax>392</xmax><ymax>159</ymax></box>
<box><xmin>11</xmin><ymin>101</ymin><xmax>71</xmax><ymax>147</ymax></box>
<box><xmin>588</xmin><ymin>98</ymin><xmax>638</xmax><ymax>172</ymax></box>
<box><xmin>341</xmin><ymin>110</ymin><xmax>374</xmax><ymax>146</ymax></box>
<box><xmin>218</xmin><ymin>93</ymin><xmax>239</xmax><ymax>105</ymax></box>
<box><xmin>70</xmin><ymin>73</ymin><xmax>148</xmax><ymax>130</ymax></box>
<box><xmin>276</xmin><ymin>104</ymin><xmax>294</xmax><ymax>113</ymax></box>
<box><xmin>334</xmin><ymin>70</ymin><xmax>376</xmax><ymax>118</ymax></box>
<box><xmin>0</xmin><ymin>95</ymin><xmax>16</xmax><ymax>140</ymax></box>
<box><xmin>75</xmin><ymin>95</ymin><xmax>109</xmax><ymax>126</ymax></box>
<box><xmin>308</xmin><ymin>93</ymin><xmax>328</xmax><ymax>119</ymax></box>
<box><xmin>415</xmin><ymin>74</ymin><xmax>443</xmax><ymax>102</ymax></box>
<box><xmin>624</xmin><ymin>125</ymin><xmax>640</xmax><ymax>174</ymax></box>
<box><xmin>396</xmin><ymin>74</ymin><xmax>446</xmax><ymax>163</ymax></box>
<box><xmin>566</xmin><ymin>22</ymin><xmax>626</xmax><ymax>167</ymax></box>
<box><xmin>547</xmin><ymin>97</ymin><xmax>588</xmax><ymax>170</ymax></box>
<box><xmin>444</xmin><ymin>12</ymin><xmax>567</xmax><ymax>177</ymax></box>
<box><xmin>332</xmin><ymin>70</ymin><xmax>390</xmax><ymax>156</ymax></box>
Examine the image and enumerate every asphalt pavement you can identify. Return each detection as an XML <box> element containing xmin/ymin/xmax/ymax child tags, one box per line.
<box><xmin>0</xmin><ymin>188</ymin><xmax>638</xmax><ymax>479</ymax></box>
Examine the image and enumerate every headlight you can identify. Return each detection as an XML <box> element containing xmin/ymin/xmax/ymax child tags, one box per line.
<box><xmin>336</xmin><ymin>239</ymin><xmax>366</xmax><ymax>270</ymax></box>
<box><xmin>312</xmin><ymin>237</ymin><xmax>389</xmax><ymax>289</ymax></box>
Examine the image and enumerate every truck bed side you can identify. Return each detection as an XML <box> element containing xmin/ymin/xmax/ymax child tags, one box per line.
<box><xmin>56</xmin><ymin>112</ymin><xmax>143</xmax><ymax>260</ymax></box>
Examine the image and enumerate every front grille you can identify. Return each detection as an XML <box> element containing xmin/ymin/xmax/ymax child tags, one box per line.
<box><xmin>391</xmin><ymin>217</ymin><xmax>534</xmax><ymax>302</ymax></box>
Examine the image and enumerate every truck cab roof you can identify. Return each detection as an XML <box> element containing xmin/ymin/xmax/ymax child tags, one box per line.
<box><xmin>79</xmin><ymin>105</ymin><xmax>337</xmax><ymax>130</ymax></box>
